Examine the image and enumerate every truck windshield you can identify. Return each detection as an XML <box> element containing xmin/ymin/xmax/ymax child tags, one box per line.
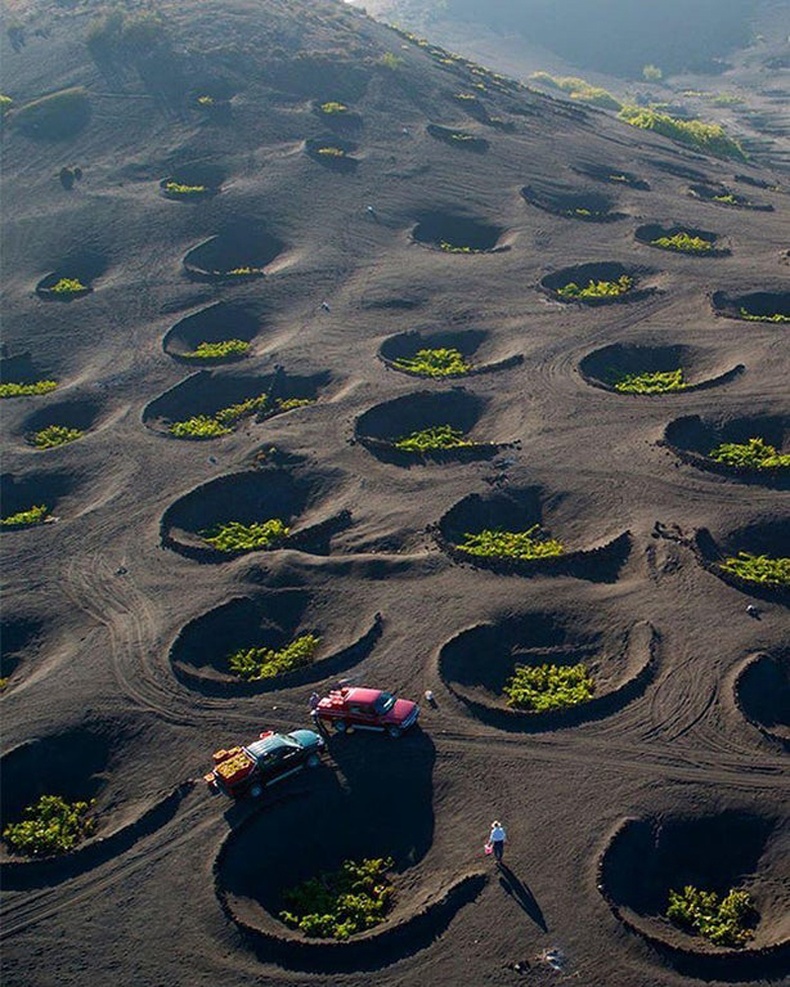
<box><xmin>375</xmin><ymin>692</ymin><xmax>396</xmax><ymax>713</ymax></box>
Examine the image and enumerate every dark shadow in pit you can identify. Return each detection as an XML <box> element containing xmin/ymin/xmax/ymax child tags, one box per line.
<box><xmin>647</xmin><ymin>159</ymin><xmax>709</xmax><ymax>182</ymax></box>
<box><xmin>1</xmin><ymin>470</ymin><xmax>77</xmax><ymax>524</ymax></box>
<box><xmin>379</xmin><ymin>328</ymin><xmax>521</xmax><ymax>379</ymax></box>
<box><xmin>540</xmin><ymin>262</ymin><xmax>656</xmax><ymax>306</ymax></box>
<box><xmin>143</xmin><ymin>369</ymin><xmax>329</xmax><ymax>436</ymax></box>
<box><xmin>214</xmin><ymin>732</ymin><xmax>484</xmax><ymax>972</ymax></box>
<box><xmin>20</xmin><ymin>396</ymin><xmax>104</xmax><ymax>445</ymax></box>
<box><xmin>635</xmin><ymin>224</ymin><xmax>729</xmax><ymax>257</ymax></box>
<box><xmin>426</xmin><ymin>124</ymin><xmax>489</xmax><ymax>153</ymax></box>
<box><xmin>498</xmin><ymin>864</ymin><xmax>548</xmax><ymax>931</ymax></box>
<box><xmin>521</xmin><ymin>183</ymin><xmax>626</xmax><ymax>222</ymax></box>
<box><xmin>160</xmin><ymin>466</ymin><xmax>350</xmax><ymax>562</ymax></box>
<box><xmin>183</xmin><ymin>225</ymin><xmax>284</xmax><ymax>281</ymax></box>
<box><xmin>160</xmin><ymin>162</ymin><xmax>225</xmax><ymax>199</ymax></box>
<box><xmin>579</xmin><ymin>343</ymin><xmax>744</xmax><ymax>395</ymax></box>
<box><xmin>0</xmin><ymin>353</ymin><xmax>53</xmax><ymax>386</ymax></box>
<box><xmin>354</xmin><ymin>389</ymin><xmax>506</xmax><ymax>466</ymax></box>
<box><xmin>694</xmin><ymin>517</ymin><xmax>790</xmax><ymax>604</ymax></box>
<box><xmin>688</xmin><ymin>184</ymin><xmax>773</xmax><ymax>211</ymax></box>
<box><xmin>662</xmin><ymin>415</ymin><xmax>789</xmax><ymax>489</ymax></box>
<box><xmin>711</xmin><ymin>290</ymin><xmax>789</xmax><ymax>324</ymax></box>
<box><xmin>0</xmin><ymin>615</ymin><xmax>45</xmax><ymax>684</ymax></box>
<box><xmin>598</xmin><ymin>812</ymin><xmax>790</xmax><ymax>981</ymax></box>
<box><xmin>304</xmin><ymin>136</ymin><xmax>359</xmax><ymax>171</ymax></box>
<box><xmin>163</xmin><ymin>302</ymin><xmax>261</xmax><ymax>363</ymax></box>
<box><xmin>435</xmin><ymin>487</ymin><xmax>631</xmax><ymax>583</ymax></box>
<box><xmin>170</xmin><ymin>594</ymin><xmax>382</xmax><ymax>696</ymax></box>
<box><xmin>439</xmin><ymin>614</ymin><xmax>655</xmax><ymax>733</ymax></box>
<box><xmin>735</xmin><ymin>650</ymin><xmax>790</xmax><ymax>750</ymax></box>
<box><xmin>571</xmin><ymin>162</ymin><xmax>650</xmax><ymax>190</ymax></box>
<box><xmin>411</xmin><ymin>212</ymin><xmax>505</xmax><ymax>253</ymax></box>
<box><xmin>35</xmin><ymin>249</ymin><xmax>107</xmax><ymax>300</ymax></box>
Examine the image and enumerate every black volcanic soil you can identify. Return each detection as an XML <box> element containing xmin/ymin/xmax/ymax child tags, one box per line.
<box><xmin>1</xmin><ymin>2</ymin><xmax>788</xmax><ymax>987</ymax></box>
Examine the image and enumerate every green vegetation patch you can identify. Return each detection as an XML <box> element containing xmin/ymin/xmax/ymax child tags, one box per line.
<box><xmin>319</xmin><ymin>101</ymin><xmax>348</xmax><ymax>114</ymax></box>
<box><xmin>47</xmin><ymin>278</ymin><xmax>89</xmax><ymax>295</ymax></box>
<box><xmin>719</xmin><ymin>552</ymin><xmax>789</xmax><ymax>586</ymax></box>
<box><xmin>439</xmin><ymin>241</ymin><xmax>481</xmax><ymax>254</ymax></box>
<box><xmin>393</xmin><ymin>348</ymin><xmax>471</xmax><ymax>378</ymax></box>
<box><xmin>650</xmin><ymin>232</ymin><xmax>713</xmax><ymax>254</ymax></box>
<box><xmin>200</xmin><ymin>518</ymin><xmax>289</xmax><ymax>553</ymax></box>
<box><xmin>667</xmin><ymin>886</ymin><xmax>756</xmax><ymax>948</ymax></box>
<box><xmin>169</xmin><ymin>394</ymin><xmax>312</xmax><ymax>438</ymax></box>
<box><xmin>3</xmin><ymin>795</ymin><xmax>95</xmax><ymax>856</ymax></box>
<box><xmin>619</xmin><ymin>106</ymin><xmax>746</xmax><ymax>161</ymax></box>
<box><xmin>614</xmin><ymin>369</ymin><xmax>687</xmax><ymax>394</ymax></box>
<box><xmin>183</xmin><ymin>339</ymin><xmax>250</xmax><ymax>361</ymax></box>
<box><xmin>164</xmin><ymin>181</ymin><xmax>207</xmax><ymax>196</ymax></box>
<box><xmin>530</xmin><ymin>72</ymin><xmax>621</xmax><ymax>110</ymax></box>
<box><xmin>228</xmin><ymin>633</ymin><xmax>320</xmax><ymax>680</ymax></box>
<box><xmin>0</xmin><ymin>380</ymin><xmax>58</xmax><ymax>398</ymax></box>
<box><xmin>1</xmin><ymin>505</ymin><xmax>50</xmax><ymax>528</ymax></box>
<box><xmin>0</xmin><ymin>94</ymin><xmax>13</xmax><ymax>115</ymax></box>
<box><xmin>280</xmin><ymin>857</ymin><xmax>395</xmax><ymax>940</ymax></box>
<box><xmin>11</xmin><ymin>87</ymin><xmax>90</xmax><ymax>140</ymax></box>
<box><xmin>738</xmin><ymin>308</ymin><xmax>789</xmax><ymax>323</ymax></box>
<box><xmin>557</xmin><ymin>275</ymin><xmax>633</xmax><ymax>300</ymax></box>
<box><xmin>504</xmin><ymin>662</ymin><xmax>595</xmax><ymax>712</ymax></box>
<box><xmin>710</xmin><ymin>438</ymin><xmax>789</xmax><ymax>470</ymax></box>
<box><xmin>456</xmin><ymin>524</ymin><xmax>564</xmax><ymax>559</ymax></box>
<box><xmin>316</xmin><ymin>146</ymin><xmax>346</xmax><ymax>158</ymax></box>
<box><xmin>31</xmin><ymin>425</ymin><xmax>83</xmax><ymax>449</ymax></box>
<box><xmin>393</xmin><ymin>424</ymin><xmax>473</xmax><ymax>452</ymax></box>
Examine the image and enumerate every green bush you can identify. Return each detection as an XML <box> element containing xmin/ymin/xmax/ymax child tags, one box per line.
<box><xmin>393</xmin><ymin>348</ymin><xmax>471</xmax><ymax>377</ymax></box>
<box><xmin>228</xmin><ymin>633</ymin><xmax>320</xmax><ymax>680</ymax></box>
<box><xmin>3</xmin><ymin>795</ymin><xmax>95</xmax><ymax>856</ymax></box>
<box><xmin>643</xmin><ymin>64</ymin><xmax>663</xmax><ymax>81</ymax></box>
<box><xmin>183</xmin><ymin>339</ymin><xmax>250</xmax><ymax>360</ymax></box>
<box><xmin>719</xmin><ymin>552</ymin><xmax>789</xmax><ymax>586</ymax></box>
<box><xmin>280</xmin><ymin>857</ymin><xmax>395</xmax><ymax>940</ymax></box>
<box><xmin>439</xmin><ymin>241</ymin><xmax>479</xmax><ymax>254</ymax></box>
<box><xmin>709</xmin><ymin>437</ymin><xmax>789</xmax><ymax>469</ymax></box>
<box><xmin>319</xmin><ymin>101</ymin><xmax>348</xmax><ymax>114</ymax></box>
<box><xmin>557</xmin><ymin>275</ymin><xmax>633</xmax><ymax>300</ymax></box>
<box><xmin>738</xmin><ymin>308</ymin><xmax>789</xmax><ymax>323</ymax></box>
<box><xmin>169</xmin><ymin>415</ymin><xmax>231</xmax><ymax>439</ymax></box>
<box><xmin>394</xmin><ymin>424</ymin><xmax>473</xmax><ymax>452</ymax></box>
<box><xmin>1</xmin><ymin>505</ymin><xmax>50</xmax><ymax>527</ymax></box>
<box><xmin>0</xmin><ymin>380</ymin><xmax>58</xmax><ymax>398</ymax></box>
<box><xmin>619</xmin><ymin>106</ymin><xmax>746</xmax><ymax>161</ymax></box>
<box><xmin>456</xmin><ymin>524</ymin><xmax>564</xmax><ymax>559</ymax></box>
<box><xmin>504</xmin><ymin>662</ymin><xmax>595</xmax><ymax>712</ymax></box>
<box><xmin>49</xmin><ymin>278</ymin><xmax>89</xmax><ymax>295</ymax></box>
<box><xmin>377</xmin><ymin>52</ymin><xmax>402</xmax><ymax>70</ymax></box>
<box><xmin>225</xmin><ymin>266</ymin><xmax>265</xmax><ymax>276</ymax></box>
<box><xmin>614</xmin><ymin>369</ymin><xmax>687</xmax><ymax>394</ymax></box>
<box><xmin>316</xmin><ymin>146</ymin><xmax>346</xmax><ymax>158</ymax></box>
<box><xmin>11</xmin><ymin>87</ymin><xmax>90</xmax><ymax>140</ymax></box>
<box><xmin>650</xmin><ymin>232</ymin><xmax>713</xmax><ymax>254</ymax></box>
<box><xmin>164</xmin><ymin>181</ymin><xmax>207</xmax><ymax>196</ymax></box>
<box><xmin>530</xmin><ymin>72</ymin><xmax>621</xmax><ymax>110</ymax></box>
<box><xmin>0</xmin><ymin>94</ymin><xmax>12</xmax><ymax>116</ymax></box>
<box><xmin>200</xmin><ymin>518</ymin><xmax>289</xmax><ymax>553</ymax></box>
<box><xmin>667</xmin><ymin>886</ymin><xmax>755</xmax><ymax>947</ymax></box>
<box><xmin>31</xmin><ymin>425</ymin><xmax>83</xmax><ymax>449</ymax></box>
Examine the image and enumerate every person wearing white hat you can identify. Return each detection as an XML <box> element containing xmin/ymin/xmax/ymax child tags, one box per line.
<box><xmin>489</xmin><ymin>820</ymin><xmax>507</xmax><ymax>863</ymax></box>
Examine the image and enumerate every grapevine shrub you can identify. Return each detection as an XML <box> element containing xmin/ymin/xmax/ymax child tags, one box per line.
<box><xmin>456</xmin><ymin>525</ymin><xmax>564</xmax><ymax>559</ymax></box>
<box><xmin>280</xmin><ymin>857</ymin><xmax>395</xmax><ymax>940</ymax></box>
<box><xmin>183</xmin><ymin>339</ymin><xmax>250</xmax><ymax>360</ymax></box>
<box><xmin>667</xmin><ymin>886</ymin><xmax>756</xmax><ymax>947</ymax></box>
<box><xmin>3</xmin><ymin>795</ymin><xmax>95</xmax><ymax>856</ymax></box>
<box><xmin>228</xmin><ymin>633</ymin><xmax>320</xmax><ymax>680</ymax></box>
<box><xmin>719</xmin><ymin>553</ymin><xmax>789</xmax><ymax>586</ymax></box>
<box><xmin>48</xmin><ymin>278</ymin><xmax>88</xmax><ymax>295</ymax></box>
<box><xmin>169</xmin><ymin>394</ymin><xmax>312</xmax><ymax>438</ymax></box>
<box><xmin>201</xmin><ymin>518</ymin><xmax>289</xmax><ymax>553</ymax></box>
<box><xmin>614</xmin><ymin>369</ymin><xmax>687</xmax><ymax>394</ymax></box>
<box><xmin>710</xmin><ymin>438</ymin><xmax>789</xmax><ymax>469</ymax></box>
<box><xmin>31</xmin><ymin>425</ymin><xmax>83</xmax><ymax>449</ymax></box>
<box><xmin>738</xmin><ymin>308</ymin><xmax>789</xmax><ymax>323</ymax></box>
<box><xmin>503</xmin><ymin>663</ymin><xmax>595</xmax><ymax>712</ymax></box>
<box><xmin>557</xmin><ymin>275</ymin><xmax>633</xmax><ymax>300</ymax></box>
<box><xmin>392</xmin><ymin>348</ymin><xmax>471</xmax><ymax>377</ymax></box>
<box><xmin>393</xmin><ymin>424</ymin><xmax>473</xmax><ymax>452</ymax></box>
<box><xmin>1</xmin><ymin>505</ymin><xmax>50</xmax><ymax>527</ymax></box>
<box><xmin>649</xmin><ymin>233</ymin><xmax>713</xmax><ymax>254</ymax></box>
<box><xmin>0</xmin><ymin>380</ymin><xmax>58</xmax><ymax>398</ymax></box>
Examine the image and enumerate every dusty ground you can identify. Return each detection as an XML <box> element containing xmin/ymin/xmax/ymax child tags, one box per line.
<box><xmin>1</xmin><ymin>2</ymin><xmax>788</xmax><ymax>985</ymax></box>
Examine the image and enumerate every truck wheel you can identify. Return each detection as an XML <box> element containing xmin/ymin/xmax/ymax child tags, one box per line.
<box><xmin>249</xmin><ymin>784</ymin><xmax>263</xmax><ymax>798</ymax></box>
<box><xmin>306</xmin><ymin>753</ymin><xmax>320</xmax><ymax>768</ymax></box>
<box><xmin>334</xmin><ymin>720</ymin><xmax>348</xmax><ymax>734</ymax></box>
<box><xmin>388</xmin><ymin>725</ymin><xmax>402</xmax><ymax>739</ymax></box>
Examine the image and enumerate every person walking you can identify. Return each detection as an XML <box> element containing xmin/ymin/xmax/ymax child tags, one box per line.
<box><xmin>489</xmin><ymin>819</ymin><xmax>506</xmax><ymax>864</ymax></box>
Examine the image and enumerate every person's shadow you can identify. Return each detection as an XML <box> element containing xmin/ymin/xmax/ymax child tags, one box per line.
<box><xmin>498</xmin><ymin>863</ymin><xmax>548</xmax><ymax>931</ymax></box>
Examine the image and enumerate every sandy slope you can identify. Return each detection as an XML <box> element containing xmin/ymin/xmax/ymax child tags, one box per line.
<box><xmin>1</xmin><ymin>2</ymin><xmax>788</xmax><ymax>986</ymax></box>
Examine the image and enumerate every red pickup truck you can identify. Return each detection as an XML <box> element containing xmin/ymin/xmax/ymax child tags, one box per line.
<box><xmin>313</xmin><ymin>686</ymin><xmax>420</xmax><ymax>738</ymax></box>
